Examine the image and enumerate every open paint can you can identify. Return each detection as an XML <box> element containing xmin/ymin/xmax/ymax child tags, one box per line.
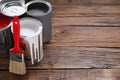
<box><xmin>26</xmin><ymin>0</ymin><xmax>52</xmax><ymax>43</ymax></box>
<box><xmin>0</xmin><ymin>0</ymin><xmax>26</xmax><ymax>17</ymax></box>
<box><xmin>19</xmin><ymin>17</ymin><xmax>43</xmax><ymax>65</ymax></box>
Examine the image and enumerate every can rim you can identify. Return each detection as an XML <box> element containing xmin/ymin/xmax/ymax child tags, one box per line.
<box><xmin>1</xmin><ymin>1</ymin><xmax>27</xmax><ymax>17</ymax></box>
<box><xmin>26</xmin><ymin>0</ymin><xmax>52</xmax><ymax>17</ymax></box>
<box><xmin>11</xmin><ymin>17</ymin><xmax>43</xmax><ymax>38</ymax></box>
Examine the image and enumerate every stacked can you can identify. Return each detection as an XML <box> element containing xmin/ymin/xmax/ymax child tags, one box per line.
<box><xmin>0</xmin><ymin>0</ymin><xmax>52</xmax><ymax>65</ymax></box>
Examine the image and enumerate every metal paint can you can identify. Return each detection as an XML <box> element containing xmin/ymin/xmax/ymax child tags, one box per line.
<box><xmin>26</xmin><ymin>0</ymin><xmax>52</xmax><ymax>43</ymax></box>
<box><xmin>0</xmin><ymin>0</ymin><xmax>26</xmax><ymax>17</ymax></box>
<box><xmin>0</xmin><ymin>13</ymin><xmax>13</xmax><ymax>57</ymax></box>
<box><xmin>19</xmin><ymin>17</ymin><xmax>43</xmax><ymax>65</ymax></box>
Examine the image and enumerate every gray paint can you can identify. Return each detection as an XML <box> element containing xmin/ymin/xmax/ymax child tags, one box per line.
<box><xmin>26</xmin><ymin>0</ymin><xmax>52</xmax><ymax>43</ymax></box>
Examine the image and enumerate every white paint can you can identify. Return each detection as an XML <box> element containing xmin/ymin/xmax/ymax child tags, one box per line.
<box><xmin>19</xmin><ymin>17</ymin><xmax>43</xmax><ymax>65</ymax></box>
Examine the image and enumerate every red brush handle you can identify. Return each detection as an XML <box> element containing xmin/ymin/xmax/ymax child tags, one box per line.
<box><xmin>10</xmin><ymin>16</ymin><xmax>24</xmax><ymax>54</ymax></box>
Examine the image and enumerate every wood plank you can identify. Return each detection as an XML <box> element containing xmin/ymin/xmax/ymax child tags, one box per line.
<box><xmin>49</xmin><ymin>26</ymin><xmax>120</xmax><ymax>47</ymax></box>
<box><xmin>53</xmin><ymin>5</ymin><xmax>120</xmax><ymax>18</ymax></box>
<box><xmin>50</xmin><ymin>0</ymin><xmax>120</xmax><ymax>5</ymax></box>
<box><xmin>1</xmin><ymin>47</ymin><xmax>120</xmax><ymax>69</ymax></box>
<box><xmin>26</xmin><ymin>47</ymin><xmax>120</xmax><ymax>69</ymax></box>
<box><xmin>0</xmin><ymin>69</ymin><xmax>120</xmax><ymax>80</ymax></box>
<box><xmin>52</xmin><ymin>17</ymin><xmax>120</xmax><ymax>26</ymax></box>
<box><xmin>51</xmin><ymin>2</ymin><xmax>120</xmax><ymax>26</ymax></box>
<box><xmin>52</xmin><ymin>5</ymin><xmax>120</xmax><ymax>26</ymax></box>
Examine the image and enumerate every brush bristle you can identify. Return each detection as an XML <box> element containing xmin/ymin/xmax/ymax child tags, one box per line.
<box><xmin>9</xmin><ymin>60</ymin><xmax>26</xmax><ymax>75</ymax></box>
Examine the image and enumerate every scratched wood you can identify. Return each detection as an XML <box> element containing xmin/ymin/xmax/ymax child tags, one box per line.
<box><xmin>50</xmin><ymin>0</ymin><xmax>120</xmax><ymax>26</ymax></box>
<box><xmin>0</xmin><ymin>0</ymin><xmax>120</xmax><ymax>80</ymax></box>
<box><xmin>49</xmin><ymin>26</ymin><xmax>120</xmax><ymax>47</ymax></box>
<box><xmin>1</xmin><ymin>47</ymin><xmax>120</xmax><ymax>69</ymax></box>
<box><xmin>53</xmin><ymin>5</ymin><xmax>120</xmax><ymax>18</ymax></box>
<box><xmin>0</xmin><ymin>69</ymin><xmax>120</xmax><ymax>80</ymax></box>
<box><xmin>52</xmin><ymin>5</ymin><xmax>120</xmax><ymax>26</ymax></box>
<box><xmin>50</xmin><ymin>0</ymin><xmax>120</xmax><ymax>5</ymax></box>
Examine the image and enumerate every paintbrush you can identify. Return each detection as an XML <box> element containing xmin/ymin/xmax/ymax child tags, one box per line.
<box><xmin>9</xmin><ymin>16</ymin><xmax>26</xmax><ymax>75</ymax></box>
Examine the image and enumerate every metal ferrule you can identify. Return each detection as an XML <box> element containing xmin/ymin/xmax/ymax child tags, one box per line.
<box><xmin>10</xmin><ymin>52</ymin><xmax>24</xmax><ymax>62</ymax></box>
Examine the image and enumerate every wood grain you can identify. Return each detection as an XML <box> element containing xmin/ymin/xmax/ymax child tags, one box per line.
<box><xmin>28</xmin><ymin>0</ymin><xmax>120</xmax><ymax>5</ymax></box>
<box><xmin>50</xmin><ymin>0</ymin><xmax>120</xmax><ymax>5</ymax></box>
<box><xmin>29</xmin><ymin>47</ymin><xmax>120</xmax><ymax>69</ymax></box>
<box><xmin>1</xmin><ymin>47</ymin><xmax>120</xmax><ymax>69</ymax></box>
<box><xmin>49</xmin><ymin>26</ymin><xmax>120</xmax><ymax>47</ymax></box>
<box><xmin>1</xmin><ymin>0</ymin><xmax>120</xmax><ymax>79</ymax></box>
<box><xmin>52</xmin><ymin>17</ymin><xmax>120</xmax><ymax>26</ymax></box>
<box><xmin>0</xmin><ymin>69</ymin><xmax>120</xmax><ymax>80</ymax></box>
<box><xmin>51</xmin><ymin>1</ymin><xmax>120</xmax><ymax>26</ymax></box>
<box><xmin>53</xmin><ymin>5</ymin><xmax>120</xmax><ymax>17</ymax></box>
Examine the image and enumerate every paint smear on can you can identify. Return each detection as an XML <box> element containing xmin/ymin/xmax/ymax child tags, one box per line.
<box><xmin>0</xmin><ymin>14</ymin><xmax>12</xmax><ymax>29</ymax></box>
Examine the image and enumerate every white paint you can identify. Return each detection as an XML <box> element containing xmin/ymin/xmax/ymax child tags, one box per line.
<box><xmin>19</xmin><ymin>17</ymin><xmax>43</xmax><ymax>65</ymax></box>
<box><xmin>27</xmin><ymin>9</ymin><xmax>46</xmax><ymax>16</ymax></box>
<box><xmin>20</xmin><ymin>28</ymin><xmax>36</xmax><ymax>37</ymax></box>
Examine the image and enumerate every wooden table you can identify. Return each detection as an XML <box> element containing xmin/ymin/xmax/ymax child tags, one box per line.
<box><xmin>1</xmin><ymin>0</ymin><xmax>120</xmax><ymax>79</ymax></box>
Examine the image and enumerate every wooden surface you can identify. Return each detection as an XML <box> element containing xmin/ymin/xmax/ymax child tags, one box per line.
<box><xmin>1</xmin><ymin>0</ymin><xmax>120</xmax><ymax>79</ymax></box>
<box><xmin>1</xmin><ymin>69</ymin><xmax>120</xmax><ymax>80</ymax></box>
